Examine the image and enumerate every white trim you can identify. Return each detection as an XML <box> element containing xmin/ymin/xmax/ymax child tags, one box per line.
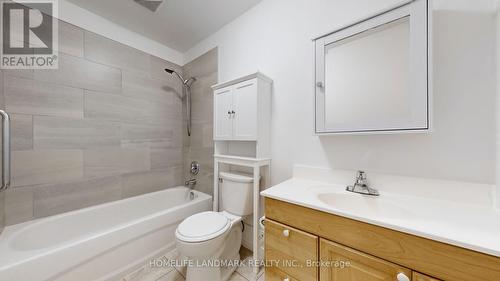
<box><xmin>311</xmin><ymin>0</ymin><xmax>415</xmax><ymax>41</ymax></box>
<box><xmin>34</xmin><ymin>0</ymin><xmax>184</xmax><ymax>65</ymax></box>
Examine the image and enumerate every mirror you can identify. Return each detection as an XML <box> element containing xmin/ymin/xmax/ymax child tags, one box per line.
<box><xmin>315</xmin><ymin>0</ymin><xmax>430</xmax><ymax>134</ymax></box>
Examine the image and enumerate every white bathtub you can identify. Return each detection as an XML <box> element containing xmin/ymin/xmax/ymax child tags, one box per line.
<box><xmin>0</xmin><ymin>187</ymin><xmax>212</xmax><ymax>281</ymax></box>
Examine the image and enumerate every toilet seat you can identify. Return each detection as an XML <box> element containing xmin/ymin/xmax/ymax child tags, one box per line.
<box><xmin>176</xmin><ymin>212</ymin><xmax>231</xmax><ymax>243</ymax></box>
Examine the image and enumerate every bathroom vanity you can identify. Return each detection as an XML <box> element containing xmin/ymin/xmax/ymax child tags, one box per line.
<box><xmin>261</xmin><ymin>168</ymin><xmax>500</xmax><ymax>281</ymax></box>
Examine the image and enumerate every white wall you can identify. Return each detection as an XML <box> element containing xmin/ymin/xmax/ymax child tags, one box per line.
<box><xmin>185</xmin><ymin>0</ymin><xmax>498</xmax><ymax>185</ymax></box>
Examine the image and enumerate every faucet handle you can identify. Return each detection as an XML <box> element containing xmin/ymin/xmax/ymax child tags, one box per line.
<box><xmin>355</xmin><ymin>171</ymin><xmax>367</xmax><ymax>185</ymax></box>
<box><xmin>185</xmin><ymin>178</ymin><xmax>197</xmax><ymax>188</ymax></box>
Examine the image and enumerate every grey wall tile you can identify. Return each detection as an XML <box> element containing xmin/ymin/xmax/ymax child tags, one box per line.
<box><xmin>120</xmin><ymin>123</ymin><xmax>174</xmax><ymax>149</ymax></box>
<box><xmin>12</xmin><ymin>150</ymin><xmax>83</xmax><ymax>187</ymax></box>
<box><xmin>2</xmin><ymin>62</ymin><xmax>34</xmax><ymax>79</ymax></box>
<box><xmin>191</xmin><ymin>96</ymin><xmax>214</xmax><ymax>125</ymax></box>
<box><xmin>84</xmin><ymin>90</ymin><xmax>143</xmax><ymax>122</ymax></box>
<box><xmin>57</xmin><ymin>21</ymin><xmax>84</xmax><ymax>57</ymax></box>
<box><xmin>33</xmin><ymin>176</ymin><xmax>121</xmax><ymax>218</ymax></box>
<box><xmin>183</xmin><ymin>48</ymin><xmax>218</xmax><ymax>78</ymax></box>
<box><xmin>0</xmin><ymin>191</ymin><xmax>4</xmax><ymax>229</ymax></box>
<box><xmin>11</xmin><ymin>114</ymin><xmax>33</xmax><ymax>151</ymax></box>
<box><xmin>191</xmin><ymin>170</ymin><xmax>214</xmax><ymax>196</ymax></box>
<box><xmin>34</xmin><ymin>116</ymin><xmax>120</xmax><ymax>149</ymax></box>
<box><xmin>84</xmin><ymin>31</ymin><xmax>150</xmax><ymax>73</ymax></box>
<box><xmin>182</xmin><ymin>49</ymin><xmax>217</xmax><ymax>196</ymax></box>
<box><xmin>84</xmin><ymin>90</ymin><xmax>168</xmax><ymax>125</ymax></box>
<box><xmin>151</xmin><ymin>148</ymin><xmax>183</xmax><ymax>171</ymax></box>
<box><xmin>122</xmin><ymin>71</ymin><xmax>182</xmax><ymax>106</ymax></box>
<box><xmin>5</xmin><ymin>187</ymin><xmax>34</xmax><ymax>225</ymax></box>
<box><xmin>149</xmin><ymin>55</ymin><xmax>183</xmax><ymax>82</ymax></box>
<box><xmin>2</xmin><ymin>27</ymin><xmax>206</xmax><ymax>223</ymax></box>
<box><xmin>0</xmin><ymin>70</ymin><xmax>4</xmax><ymax>110</ymax></box>
<box><xmin>34</xmin><ymin>53</ymin><xmax>122</xmax><ymax>94</ymax></box>
<box><xmin>4</xmin><ymin>75</ymin><xmax>84</xmax><ymax>118</ymax></box>
<box><xmin>84</xmin><ymin>147</ymin><xmax>150</xmax><ymax>178</ymax></box>
<box><xmin>121</xmin><ymin>169</ymin><xmax>180</xmax><ymax>198</ymax></box>
<box><xmin>189</xmin><ymin>123</ymin><xmax>213</xmax><ymax>149</ymax></box>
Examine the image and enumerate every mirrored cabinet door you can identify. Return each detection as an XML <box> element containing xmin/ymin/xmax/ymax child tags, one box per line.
<box><xmin>315</xmin><ymin>0</ymin><xmax>430</xmax><ymax>134</ymax></box>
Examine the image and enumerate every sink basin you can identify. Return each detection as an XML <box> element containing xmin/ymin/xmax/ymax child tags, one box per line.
<box><xmin>317</xmin><ymin>192</ymin><xmax>415</xmax><ymax>220</ymax></box>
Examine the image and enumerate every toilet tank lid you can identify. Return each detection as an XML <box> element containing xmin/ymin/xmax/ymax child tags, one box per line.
<box><xmin>219</xmin><ymin>172</ymin><xmax>257</xmax><ymax>183</ymax></box>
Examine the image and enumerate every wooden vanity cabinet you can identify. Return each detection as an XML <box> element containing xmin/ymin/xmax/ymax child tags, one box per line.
<box><xmin>264</xmin><ymin>197</ymin><xmax>500</xmax><ymax>281</ymax></box>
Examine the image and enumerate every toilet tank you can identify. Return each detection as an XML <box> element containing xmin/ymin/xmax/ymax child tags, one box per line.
<box><xmin>219</xmin><ymin>172</ymin><xmax>257</xmax><ymax>216</ymax></box>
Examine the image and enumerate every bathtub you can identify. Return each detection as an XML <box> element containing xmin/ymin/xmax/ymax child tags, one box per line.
<box><xmin>0</xmin><ymin>187</ymin><xmax>212</xmax><ymax>281</ymax></box>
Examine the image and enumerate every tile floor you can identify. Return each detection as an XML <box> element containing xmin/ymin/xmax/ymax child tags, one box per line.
<box><xmin>121</xmin><ymin>248</ymin><xmax>264</xmax><ymax>281</ymax></box>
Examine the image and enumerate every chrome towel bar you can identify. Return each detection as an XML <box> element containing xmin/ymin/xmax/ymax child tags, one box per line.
<box><xmin>0</xmin><ymin>110</ymin><xmax>10</xmax><ymax>191</ymax></box>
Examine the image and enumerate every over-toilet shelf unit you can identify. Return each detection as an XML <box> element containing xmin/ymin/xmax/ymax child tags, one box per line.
<box><xmin>212</xmin><ymin>72</ymin><xmax>272</xmax><ymax>276</ymax></box>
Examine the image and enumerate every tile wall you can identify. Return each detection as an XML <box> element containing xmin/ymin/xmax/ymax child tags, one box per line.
<box><xmin>2</xmin><ymin>20</ymin><xmax>188</xmax><ymax>225</ymax></box>
<box><xmin>181</xmin><ymin>49</ymin><xmax>218</xmax><ymax>196</ymax></box>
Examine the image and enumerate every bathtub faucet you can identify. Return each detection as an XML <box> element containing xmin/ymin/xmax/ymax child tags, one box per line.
<box><xmin>185</xmin><ymin>178</ymin><xmax>197</xmax><ymax>189</ymax></box>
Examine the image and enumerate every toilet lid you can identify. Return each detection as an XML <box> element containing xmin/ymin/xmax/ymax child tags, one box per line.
<box><xmin>176</xmin><ymin>212</ymin><xmax>230</xmax><ymax>243</ymax></box>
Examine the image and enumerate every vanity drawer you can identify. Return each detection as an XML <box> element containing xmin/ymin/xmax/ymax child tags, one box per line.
<box><xmin>265</xmin><ymin>219</ymin><xmax>318</xmax><ymax>281</ymax></box>
<box><xmin>266</xmin><ymin>266</ymin><xmax>300</xmax><ymax>281</ymax></box>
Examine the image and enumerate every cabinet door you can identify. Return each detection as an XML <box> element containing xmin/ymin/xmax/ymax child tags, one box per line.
<box><xmin>232</xmin><ymin>79</ymin><xmax>258</xmax><ymax>140</ymax></box>
<box><xmin>320</xmin><ymin>239</ymin><xmax>411</xmax><ymax>281</ymax></box>
<box><xmin>413</xmin><ymin>272</ymin><xmax>441</xmax><ymax>281</ymax></box>
<box><xmin>214</xmin><ymin>87</ymin><xmax>233</xmax><ymax>140</ymax></box>
<box><xmin>265</xmin><ymin>219</ymin><xmax>318</xmax><ymax>281</ymax></box>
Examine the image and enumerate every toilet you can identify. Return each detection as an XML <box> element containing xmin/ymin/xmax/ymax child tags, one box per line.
<box><xmin>175</xmin><ymin>172</ymin><xmax>256</xmax><ymax>281</ymax></box>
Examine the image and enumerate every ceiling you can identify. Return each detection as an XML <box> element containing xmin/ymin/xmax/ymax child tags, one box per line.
<box><xmin>66</xmin><ymin>0</ymin><xmax>262</xmax><ymax>52</ymax></box>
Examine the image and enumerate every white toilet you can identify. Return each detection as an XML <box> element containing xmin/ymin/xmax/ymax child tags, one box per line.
<box><xmin>175</xmin><ymin>172</ymin><xmax>256</xmax><ymax>281</ymax></box>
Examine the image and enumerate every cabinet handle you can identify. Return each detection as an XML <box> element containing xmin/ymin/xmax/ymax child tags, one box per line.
<box><xmin>282</xmin><ymin>229</ymin><xmax>290</xmax><ymax>237</ymax></box>
<box><xmin>227</xmin><ymin>110</ymin><xmax>231</xmax><ymax>115</ymax></box>
<box><xmin>231</xmin><ymin>110</ymin><xmax>235</xmax><ymax>115</ymax></box>
<box><xmin>396</xmin><ymin>273</ymin><xmax>410</xmax><ymax>281</ymax></box>
<box><xmin>283</xmin><ymin>278</ymin><xmax>290</xmax><ymax>281</ymax></box>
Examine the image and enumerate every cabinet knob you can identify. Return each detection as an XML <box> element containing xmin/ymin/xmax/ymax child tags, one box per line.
<box><xmin>282</xmin><ymin>229</ymin><xmax>290</xmax><ymax>237</ymax></box>
<box><xmin>231</xmin><ymin>110</ymin><xmax>235</xmax><ymax>115</ymax></box>
<box><xmin>396</xmin><ymin>273</ymin><xmax>410</xmax><ymax>281</ymax></box>
<box><xmin>227</xmin><ymin>111</ymin><xmax>231</xmax><ymax>115</ymax></box>
<box><xmin>283</xmin><ymin>278</ymin><xmax>290</xmax><ymax>281</ymax></box>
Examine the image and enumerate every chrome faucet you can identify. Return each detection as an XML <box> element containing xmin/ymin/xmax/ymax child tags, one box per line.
<box><xmin>346</xmin><ymin>171</ymin><xmax>379</xmax><ymax>196</ymax></box>
<box><xmin>185</xmin><ymin>178</ymin><xmax>197</xmax><ymax>189</ymax></box>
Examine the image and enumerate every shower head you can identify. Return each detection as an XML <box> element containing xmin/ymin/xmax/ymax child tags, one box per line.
<box><xmin>164</xmin><ymin>68</ymin><xmax>196</xmax><ymax>137</ymax></box>
<box><xmin>165</xmin><ymin>68</ymin><xmax>185</xmax><ymax>83</ymax></box>
<box><xmin>165</xmin><ymin>68</ymin><xmax>196</xmax><ymax>86</ymax></box>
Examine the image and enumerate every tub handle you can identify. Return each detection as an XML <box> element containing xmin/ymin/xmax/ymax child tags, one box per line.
<box><xmin>0</xmin><ymin>110</ymin><xmax>10</xmax><ymax>191</ymax></box>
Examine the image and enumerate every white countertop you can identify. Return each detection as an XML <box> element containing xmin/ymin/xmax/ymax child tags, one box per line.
<box><xmin>261</xmin><ymin>177</ymin><xmax>500</xmax><ymax>258</ymax></box>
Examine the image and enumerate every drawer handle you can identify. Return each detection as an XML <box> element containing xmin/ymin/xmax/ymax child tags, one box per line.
<box><xmin>282</xmin><ymin>229</ymin><xmax>290</xmax><ymax>237</ymax></box>
<box><xmin>397</xmin><ymin>273</ymin><xmax>410</xmax><ymax>281</ymax></box>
